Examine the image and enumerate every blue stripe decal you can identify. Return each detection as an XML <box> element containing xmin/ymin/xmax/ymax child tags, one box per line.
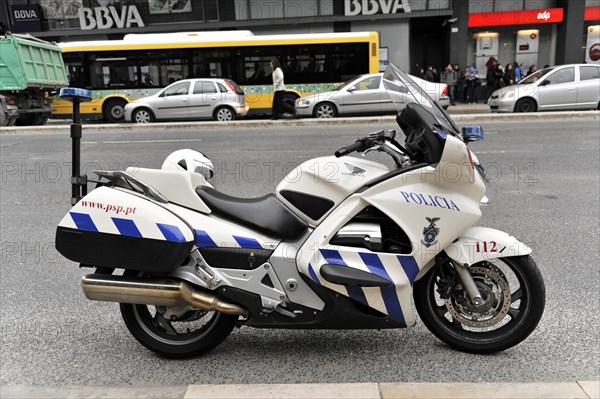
<box><xmin>308</xmin><ymin>263</ymin><xmax>320</xmax><ymax>282</ymax></box>
<box><xmin>233</xmin><ymin>235</ymin><xmax>263</xmax><ymax>249</ymax></box>
<box><xmin>194</xmin><ymin>230</ymin><xmax>218</xmax><ymax>247</ymax></box>
<box><xmin>156</xmin><ymin>223</ymin><xmax>187</xmax><ymax>242</ymax></box>
<box><xmin>320</xmin><ymin>249</ymin><xmax>367</xmax><ymax>304</ymax></box>
<box><xmin>360</xmin><ymin>253</ymin><xmax>405</xmax><ymax>325</ymax></box>
<box><xmin>70</xmin><ymin>212</ymin><xmax>98</xmax><ymax>232</ymax></box>
<box><xmin>112</xmin><ymin>218</ymin><xmax>142</xmax><ymax>238</ymax></box>
<box><xmin>397</xmin><ymin>256</ymin><xmax>420</xmax><ymax>285</ymax></box>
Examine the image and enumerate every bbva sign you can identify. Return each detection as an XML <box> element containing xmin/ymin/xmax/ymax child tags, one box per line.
<box><xmin>345</xmin><ymin>0</ymin><xmax>412</xmax><ymax>16</ymax></box>
<box><xmin>79</xmin><ymin>5</ymin><xmax>145</xmax><ymax>30</ymax></box>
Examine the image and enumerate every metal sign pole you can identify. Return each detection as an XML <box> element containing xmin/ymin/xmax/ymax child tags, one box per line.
<box><xmin>59</xmin><ymin>88</ymin><xmax>92</xmax><ymax>204</ymax></box>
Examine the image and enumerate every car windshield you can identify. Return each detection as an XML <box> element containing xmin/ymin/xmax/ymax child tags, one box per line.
<box><xmin>383</xmin><ymin>63</ymin><xmax>458</xmax><ymax>134</ymax></box>
<box><xmin>519</xmin><ymin>67</ymin><xmax>554</xmax><ymax>84</ymax></box>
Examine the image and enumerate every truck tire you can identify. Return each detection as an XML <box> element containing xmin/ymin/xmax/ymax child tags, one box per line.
<box><xmin>14</xmin><ymin>113</ymin><xmax>36</xmax><ymax>126</ymax></box>
<box><xmin>0</xmin><ymin>111</ymin><xmax>14</xmax><ymax>126</ymax></box>
<box><xmin>103</xmin><ymin>98</ymin><xmax>128</xmax><ymax>123</ymax></box>
<box><xmin>29</xmin><ymin>113</ymin><xmax>48</xmax><ymax>126</ymax></box>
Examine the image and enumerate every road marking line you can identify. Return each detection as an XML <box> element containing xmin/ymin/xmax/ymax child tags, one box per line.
<box><xmin>101</xmin><ymin>139</ymin><xmax>204</xmax><ymax>144</ymax></box>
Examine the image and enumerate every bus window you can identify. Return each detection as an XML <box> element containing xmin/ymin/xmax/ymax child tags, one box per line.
<box><xmin>88</xmin><ymin>51</ymin><xmax>137</xmax><ymax>90</ymax></box>
<box><xmin>63</xmin><ymin>52</ymin><xmax>86</xmax><ymax>88</ymax></box>
<box><xmin>191</xmin><ymin>48</ymin><xmax>232</xmax><ymax>79</ymax></box>
<box><xmin>138</xmin><ymin>50</ymin><xmax>190</xmax><ymax>87</ymax></box>
<box><xmin>235</xmin><ymin>46</ymin><xmax>282</xmax><ymax>85</ymax></box>
<box><xmin>332</xmin><ymin>43</ymin><xmax>369</xmax><ymax>82</ymax></box>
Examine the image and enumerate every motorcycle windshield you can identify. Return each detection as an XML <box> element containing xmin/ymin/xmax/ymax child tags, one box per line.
<box><xmin>383</xmin><ymin>63</ymin><xmax>459</xmax><ymax>135</ymax></box>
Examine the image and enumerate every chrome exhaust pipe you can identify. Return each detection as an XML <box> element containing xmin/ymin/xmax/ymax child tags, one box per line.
<box><xmin>81</xmin><ymin>274</ymin><xmax>248</xmax><ymax>316</ymax></box>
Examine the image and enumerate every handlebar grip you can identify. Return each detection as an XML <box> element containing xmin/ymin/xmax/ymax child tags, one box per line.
<box><xmin>335</xmin><ymin>141</ymin><xmax>365</xmax><ymax>157</ymax></box>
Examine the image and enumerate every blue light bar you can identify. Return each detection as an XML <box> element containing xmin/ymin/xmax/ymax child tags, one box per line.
<box><xmin>59</xmin><ymin>87</ymin><xmax>92</xmax><ymax>102</ymax></box>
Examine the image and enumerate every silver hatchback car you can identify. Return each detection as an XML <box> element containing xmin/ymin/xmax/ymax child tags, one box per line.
<box><xmin>488</xmin><ymin>64</ymin><xmax>600</xmax><ymax>113</ymax></box>
<box><xmin>125</xmin><ymin>78</ymin><xmax>248</xmax><ymax>123</ymax></box>
<box><xmin>295</xmin><ymin>73</ymin><xmax>449</xmax><ymax>118</ymax></box>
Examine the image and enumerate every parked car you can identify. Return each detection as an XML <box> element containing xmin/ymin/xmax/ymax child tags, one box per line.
<box><xmin>488</xmin><ymin>64</ymin><xmax>600</xmax><ymax>113</ymax></box>
<box><xmin>124</xmin><ymin>78</ymin><xmax>248</xmax><ymax>123</ymax></box>
<box><xmin>294</xmin><ymin>73</ymin><xmax>449</xmax><ymax>118</ymax></box>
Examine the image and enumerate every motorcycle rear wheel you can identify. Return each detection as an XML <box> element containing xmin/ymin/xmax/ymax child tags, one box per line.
<box><xmin>414</xmin><ymin>255</ymin><xmax>545</xmax><ymax>354</ymax></box>
<box><xmin>119</xmin><ymin>272</ymin><xmax>237</xmax><ymax>358</ymax></box>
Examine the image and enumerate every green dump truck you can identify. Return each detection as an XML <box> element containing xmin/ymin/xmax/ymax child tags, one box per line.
<box><xmin>0</xmin><ymin>33</ymin><xmax>69</xmax><ymax>126</ymax></box>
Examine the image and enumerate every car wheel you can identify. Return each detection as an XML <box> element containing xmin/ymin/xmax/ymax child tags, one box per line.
<box><xmin>214</xmin><ymin>106</ymin><xmax>236</xmax><ymax>122</ymax></box>
<box><xmin>313</xmin><ymin>102</ymin><xmax>337</xmax><ymax>118</ymax></box>
<box><xmin>132</xmin><ymin>108</ymin><xmax>154</xmax><ymax>124</ymax></box>
<box><xmin>103</xmin><ymin>98</ymin><xmax>128</xmax><ymax>123</ymax></box>
<box><xmin>514</xmin><ymin>98</ymin><xmax>536</xmax><ymax>113</ymax></box>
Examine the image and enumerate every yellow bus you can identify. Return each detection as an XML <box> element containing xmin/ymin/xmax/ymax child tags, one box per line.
<box><xmin>54</xmin><ymin>31</ymin><xmax>379</xmax><ymax>122</ymax></box>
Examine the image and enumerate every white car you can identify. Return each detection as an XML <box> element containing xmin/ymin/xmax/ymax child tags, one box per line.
<box><xmin>488</xmin><ymin>64</ymin><xmax>600</xmax><ymax>113</ymax></box>
<box><xmin>295</xmin><ymin>73</ymin><xmax>449</xmax><ymax>118</ymax></box>
<box><xmin>124</xmin><ymin>78</ymin><xmax>249</xmax><ymax>123</ymax></box>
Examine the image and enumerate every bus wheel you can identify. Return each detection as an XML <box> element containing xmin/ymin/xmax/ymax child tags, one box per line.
<box><xmin>133</xmin><ymin>108</ymin><xmax>154</xmax><ymax>124</ymax></box>
<box><xmin>313</xmin><ymin>102</ymin><xmax>337</xmax><ymax>118</ymax></box>
<box><xmin>282</xmin><ymin>93</ymin><xmax>298</xmax><ymax>112</ymax></box>
<box><xmin>214</xmin><ymin>106</ymin><xmax>236</xmax><ymax>121</ymax></box>
<box><xmin>103</xmin><ymin>98</ymin><xmax>127</xmax><ymax>123</ymax></box>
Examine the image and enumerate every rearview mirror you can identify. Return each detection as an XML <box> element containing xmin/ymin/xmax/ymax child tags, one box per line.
<box><xmin>539</xmin><ymin>80</ymin><xmax>550</xmax><ymax>86</ymax></box>
<box><xmin>347</xmin><ymin>86</ymin><xmax>356</xmax><ymax>92</ymax></box>
<box><xmin>462</xmin><ymin>126</ymin><xmax>484</xmax><ymax>142</ymax></box>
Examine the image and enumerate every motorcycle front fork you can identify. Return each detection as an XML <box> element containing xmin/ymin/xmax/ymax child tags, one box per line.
<box><xmin>436</xmin><ymin>254</ymin><xmax>484</xmax><ymax>307</ymax></box>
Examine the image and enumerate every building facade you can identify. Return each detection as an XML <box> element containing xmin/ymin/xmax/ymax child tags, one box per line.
<box><xmin>2</xmin><ymin>0</ymin><xmax>599</xmax><ymax>76</ymax></box>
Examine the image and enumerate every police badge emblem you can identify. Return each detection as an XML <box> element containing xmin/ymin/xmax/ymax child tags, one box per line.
<box><xmin>421</xmin><ymin>217</ymin><xmax>440</xmax><ymax>247</ymax></box>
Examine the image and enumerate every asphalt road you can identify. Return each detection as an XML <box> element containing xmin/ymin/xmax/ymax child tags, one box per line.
<box><xmin>0</xmin><ymin>119</ymin><xmax>598</xmax><ymax>386</ymax></box>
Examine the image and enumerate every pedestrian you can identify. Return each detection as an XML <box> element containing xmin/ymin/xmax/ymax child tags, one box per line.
<box><xmin>442</xmin><ymin>64</ymin><xmax>458</xmax><ymax>105</ymax></box>
<box><xmin>424</xmin><ymin>66</ymin><xmax>434</xmax><ymax>82</ymax></box>
<box><xmin>503</xmin><ymin>63</ymin><xmax>516</xmax><ymax>86</ymax></box>
<box><xmin>526</xmin><ymin>65</ymin><xmax>537</xmax><ymax>77</ymax></box>
<box><xmin>432</xmin><ymin>67</ymin><xmax>440</xmax><ymax>83</ymax></box>
<box><xmin>270</xmin><ymin>58</ymin><xmax>296</xmax><ymax>120</ymax></box>
<box><xmin>485</xmin><ymin>57</ymin><xmax>498</xmax><ymax>100</ymax></box>
<box><xmin>513</xmin><ymin>62</ymin><xmax>521</xmax><ymax>81</ymax></box>
<box><xmin>494</xmin><ymin>63</ymin><xmax>505</xmax><ymax>89</ymax></box>
<box><xmin>464</xmin><ymin>66</ymin><xmax>479</xmax><ymax>104</ymax></box>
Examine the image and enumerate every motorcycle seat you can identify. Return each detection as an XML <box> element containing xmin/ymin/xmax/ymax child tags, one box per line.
<box><xmin>196</xmin><ymin>186</ymin><xmax>308</xmax><ymax>240</ymax></box>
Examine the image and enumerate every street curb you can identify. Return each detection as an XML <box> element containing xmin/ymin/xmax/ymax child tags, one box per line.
<box><xmin>1</xmin><ymin>111</ymin><xmax>598</xmax><ymax>136</ymax></box>
<box><xmin>1</xmin><ymin>381</ymin><xmax>599</xmax><ymax>399</ymax></box>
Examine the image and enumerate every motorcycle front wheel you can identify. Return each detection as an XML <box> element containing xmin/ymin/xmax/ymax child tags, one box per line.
<box><xmin>119</xmin><ymin>273</ymin><xmax>237</xmax><ymax>358</ymax></box>
<box><xmin>414</xmin><ymin>255</ymin><xmax>545</xmax><ymax>354</ymax></box>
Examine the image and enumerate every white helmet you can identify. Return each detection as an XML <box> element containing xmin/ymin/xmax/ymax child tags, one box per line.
<box><xmin>161</xmin><ymin>149</ymin><xmax>214</xmax><ymax>180</ymax></box>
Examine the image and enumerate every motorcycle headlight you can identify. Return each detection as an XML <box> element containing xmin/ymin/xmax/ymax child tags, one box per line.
<box><xmin>296</xmin><ymin>99</ymin><xmax>310</xmax><ymax>106</ymax></box>
<box><xmin>500</xmin><ymin>90</ymin><xmax>515</xmax><ymax>99</ymax></box>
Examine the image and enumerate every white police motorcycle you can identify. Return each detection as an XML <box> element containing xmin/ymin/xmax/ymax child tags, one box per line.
<box><xmin>55</xmin><ymin>64</ymin><xmax>545</xmax><ymax>358</ymax></box>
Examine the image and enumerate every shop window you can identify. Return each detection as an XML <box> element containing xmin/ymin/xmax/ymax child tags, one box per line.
<box><xmin>320</xmin><ymin>0</ymin><xmax>333</xmax><ymax>15</ymax></box>
<box><xmin>235</xmin><ymin>0</ymin><xmax>332</xmax><ymax>20</ymax></box>
<box><xmin>523</xmin><ymin>0</ymin><xmax>555</xmax><ymax>10</ymax></box>
<box><xmin>544</xmin><ymin>67</ymin><xmax>574</xmax><ymax>85</ymax></box>
<box><xmin>250</xmin><ymin>0</ymin><xmax>283</xmax><ymax>19</ymax></box>
<box><xmin>579</xmin><ymin>66</ymin><xmax>600</xmax><ymax>81</ymax></box>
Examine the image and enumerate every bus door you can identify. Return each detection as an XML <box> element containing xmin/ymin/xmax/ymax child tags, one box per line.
<box><xmin>155</xmin><ymin>81</ymin><xmax>191</xmax><ymax>119</ymax></box>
